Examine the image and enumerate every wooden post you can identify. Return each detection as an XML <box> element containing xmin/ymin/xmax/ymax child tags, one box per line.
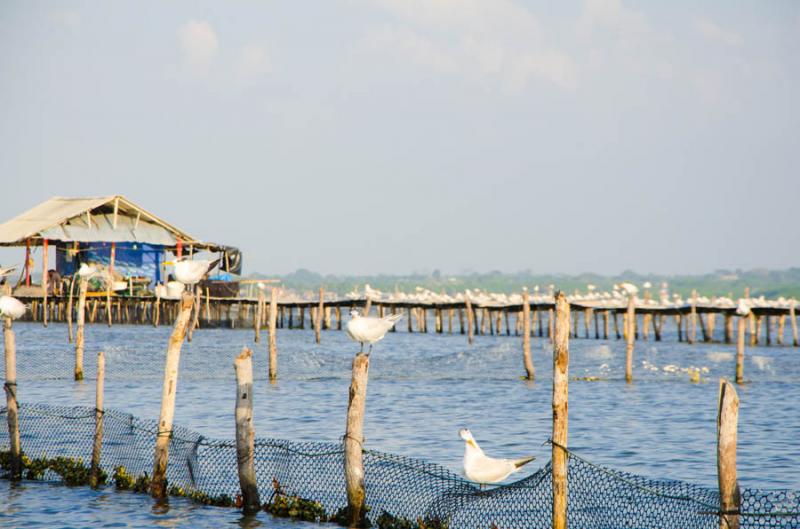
<box><xmin>522</xmin><ymin>288</ymin><xmax>534</xmax><ymax>380</ymax></box>
<box><xmin>724</xmin><ymin>313</ymin><xmax>733</xmax><ymax>344</ymax></box>
<box><xmin>75</xmin><ymin>278</ymin><xmax>88</xmax><ymax>381</ymax></box>
<box><xmin>458</xmin><ymin>307</ymin><xmax>465</xmax><ymax>334</ymax></box>
<box><xmin>717</xmin><ymin>379</ymin><xmax>740</xmax><ymax>529</ymax></box>
<box><xmin>626</xmin><ymin>296</ymin><xmax>635</xmax><ymax>383</ymax></box>
<box><xmin>150</xmin><ymin>292</ymin><xmax>194</xmax><ymax>499</ymax></box>
<box><xmin>708</xmin><ymin>311</ymin><xmax>716</xmax><ymax>342</ymax></box>
<box><xmin>234</xmin><ymin>347</ymin><xmax>260</xmax><ymax>513</ymax></box>
<box><xmin>603</xmin><ymin>310</ymin><xmax>609</xmax><ymax>339</ymax></box>
<box><xmin>344</xmin><ymin>353</ymin><xmax>370</xmax><ymax>528</ymax></box>
<box><xmin>268</xmin><ymin>287</ymin><xmax>278</xmax><ymax>381</ymax></box>
<box><xmin>613</xmin><ymin>311</ymin><xmax>620</xmax><ymax>339</ymax></box>
<box><xmin>791</xmin><ymin>301</ymin><xmax>798</xmax><ymax>347</ymax></box>
<box><xmin>42</xmin><ymin>238</ymin><xmax>49</xmax><ymax>327</ymax></box>
<box><xmin>552</xmin><ymin>292</ymin><xmax>569</xmax><ymax>529</ymax></box>
<box><xmin>188</xmin><ymin>285</ymin><xmax>201</xmax><ymax>342</ymax></box>
<box><xmin>548</xmin><ymin>307</ymin><xmax>555</xmax><ymax>342</ymax></box>
<box><xmin>465</xmin><ymin>294</ymin><xmax>474</xmax><ymax>345</ymax></box>
<box><xmin>736</xmin><ymin>317</ymin><xmax>746</xmax><ymax>384</ymax></box>
<box><xmin>3</xmin><ymin>287</ymin><xmax>22</xmax><ymax>480</ymax></box>
<box><xmin>777</xmin><ymin>315</ymin><xmax>785</xmax><ymax>346</ymax></box>
<box><xmin>66</xmin><ymin>275</ymin><xmax>76</xmax><ymax>343</ymax></box>
<box><xmin>688</xmin><ymin>290</ymin><xmax>697</xmax><ymax>344</ymax></box>
<box><xmin>254</xmin><ymin>291</ymin><xmax>264</xmax><ymax>343</ymax></box>
<box><xmin>106</xmin><ymin>243</ymin><xmax>115</xmax><ymax>327</ymax></box>
<box><xmin>316</xmin><ymin>287</ymin><xmax>324</xmax><ymax>344</ymax></box>
<box><xmin>90</xmin><ymin>351</ymin><xmax>105</xmax><ymax>488</ymax></box>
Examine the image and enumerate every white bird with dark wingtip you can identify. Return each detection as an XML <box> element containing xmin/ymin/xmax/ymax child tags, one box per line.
<box><xmin>459</xmin><ymin>429</ymin><xmax>535</xmax><ymax>486</ymax></box>
<box><xmin>0</xmin><ymin>295</ymin><xmax>27</xmax><ymax>320</ymax></box>
<box><xmin>166</xmin><ymin>258</ymin><xmax>220</xmax><ymax>288</ymax></box>
<box><xmin>345</xmin><ymin>309</ymin><xmax>403</xmax><ymax>354</ymax></box>
<box><xmin>0</xmin><ymin>265</ymin><xmax>18</xmax><ymax>279</ymax></box>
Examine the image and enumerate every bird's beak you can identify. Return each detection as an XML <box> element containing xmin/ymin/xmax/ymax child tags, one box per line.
<box><xmin>466</xmin><ymin>439</ymin><xmax>477</xmax><ymax>448</ymax></box>
<box><xmin>163</xmin><ymin>262</ymin><xmax>174</xmax><ymax>266</ymax></box>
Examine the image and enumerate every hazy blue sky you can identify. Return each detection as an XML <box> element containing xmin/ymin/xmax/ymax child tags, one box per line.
<box><xmin>1</xmin><ymin>1</ymin><xmax>798</xmax><ymax>276</ymax></box>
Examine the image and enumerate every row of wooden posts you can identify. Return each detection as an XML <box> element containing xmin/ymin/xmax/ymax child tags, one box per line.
<box><xmin>15</xmin><ymin>286</ymin><xmax>800</xmax><ymax>350</ymax></box>
<box><xmin>4</xmin><ymin>287</ymin><xmax>744</xmax><ymax>528</ymax></box>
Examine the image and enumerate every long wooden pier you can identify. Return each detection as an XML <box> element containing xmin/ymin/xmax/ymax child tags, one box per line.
<box><xmin>12</xmin><ymin>291</ymin><xmax>799</xmax><ymax>347</ymax></box>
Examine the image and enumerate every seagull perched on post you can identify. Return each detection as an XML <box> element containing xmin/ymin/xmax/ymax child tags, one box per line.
<box><xmin>345</xmin><ymin>309</ymin><xmax>402</xmax><ymax>355</ymax></box>
<box><xmin>459</xmin><ymin>429</ymin><xmax>535</xmax><ymax>486</ymax></box>
<box><xmin>0</xmin><ymin>296</ymin><xmax>27</xmax><ymax>320</ymax></box>
<box><xmin>164</xmin><ymin>258</ymin><xmax>220</xmax><ymax>289</ymax></box>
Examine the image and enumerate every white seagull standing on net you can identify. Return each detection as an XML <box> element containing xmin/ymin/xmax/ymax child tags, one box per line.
<box><xmin>459</xmin><ymin>429</ymin><xmax>535</xmax><ymax>486</ymax></box>
<box><xmin>345</xmin><ymin>309</ymin><xmax>403</xmax><ymax>355</ymax></box>
<box><xmin>166</xmin><ymin>258</ymin><xmax>220</xmax><ymax>289</ymax></box>
<box><xmin>0</xmin><ymin>295</ymin><xmax>27</xmax><ymax>320</ymax></box>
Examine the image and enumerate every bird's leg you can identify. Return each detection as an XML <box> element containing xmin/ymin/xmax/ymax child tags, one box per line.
<box><xmin>367</xmin><ymin>344</ymin><xmax>373</xmax><ymax>356</ymax></box>
<box><xmin>359</xmin><ymin>342</ymin><xmax>364</xmax><ymax>354</ymax></box>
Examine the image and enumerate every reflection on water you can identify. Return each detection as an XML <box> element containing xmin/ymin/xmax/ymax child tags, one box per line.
<box><xmin>2</xmin><ymin>321</ymin><xmax>799</xmax><ymax>527</ymax></box>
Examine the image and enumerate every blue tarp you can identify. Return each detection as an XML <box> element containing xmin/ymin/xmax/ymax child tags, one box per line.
<box><xmin>56</xmin><ymin>242</ymin><xmax>165</xmax><ymax>286</ymax></box>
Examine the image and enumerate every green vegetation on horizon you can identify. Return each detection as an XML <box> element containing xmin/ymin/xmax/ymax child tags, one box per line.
<box><xmin>247</xmin><ymin>268</ymin><xmax>800</xmax><ymax>299</ymax></box>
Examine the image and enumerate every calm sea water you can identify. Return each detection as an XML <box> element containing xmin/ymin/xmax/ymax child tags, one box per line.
<box><xmin>2</xmin><ymin>319</ymin><xmax>798</xmax><ymax>528</ymax></box>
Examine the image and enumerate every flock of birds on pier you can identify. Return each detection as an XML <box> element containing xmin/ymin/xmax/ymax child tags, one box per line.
<box><xmin>332</xmin><ymin>283</ymin><xmax>795</xmax><ymax>312</ymax></box>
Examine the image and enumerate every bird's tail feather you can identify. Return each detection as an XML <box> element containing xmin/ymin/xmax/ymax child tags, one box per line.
<box><xmin>383</xmin><ymin>313</ymin><xmax>404</xmax><ymax>325</ymax></box>
<box><xmin>514</xmin><ymin>456</ymin><xmax>535</xmax><ymax>468</ymax></box>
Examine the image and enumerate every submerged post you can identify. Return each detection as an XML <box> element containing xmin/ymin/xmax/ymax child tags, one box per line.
<box><xmin>151</xmin><ymin>292</ymin><xmax>194</xmax><ymax>499</ymax></box>
<box><xmin>465</xmin><ymin>293</ymin><xmax>474</xmax><ymax>345</ymax></box>
<box><xmin>75</xmin><ymin>277</ymin><xmax>89</xmax><ymax>381</ymax></box>
<box><xmin>234</xmin><ymin>347</ymin><xmax>260</xmax><ymax>513</ymax></box>
<box><xmin>736</xmin><ymin>316</ymin><xmax>746</xmax><ymax>384</ymax></box>
<box><xmin>316</xmin><ymin>287</ymin><xmax>324</xmax><ymax>344</ymax></box>
<box><xmin>254</xmin><ymin>290</ymin><xmax>264</xmax><ymax>343</ymax></box>
<box><xmin>522</xmin><ymin>288</ymin><xmax>534</xmax><ymax>380</ymax></box>
<box><xmin>90</xmin><ymin>351</ymin><xmax>105</xmax><ymax>488</ymax></box>
<box><xmin>3</xmin><ymin>286</ymin><xmax>22</xmax><ymax>480</ymax></box>
<box><xmin>552</xmin><ymin>291</ymin><xmax>569</xmax><ymax>529</ymax></box>
<box><xmin>717</xmin><ymin>379</ymin><xmax>740</xmax><ymax>529</ymax></box>
<box><xmin>626</xmin><ymin>295</ymin><xmax>635</xmax><ymax>383</ymax></box>
<box><xmin>344</xmin><ymin>353</ymin><xmax>370</xmax><ymax>528</ymax></box>
<box><xmin>268</xmin><ymin>287</ymin><xmax>278</xmax><ymax>381</ymax></box>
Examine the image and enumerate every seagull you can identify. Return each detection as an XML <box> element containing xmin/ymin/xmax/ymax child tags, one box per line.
<box><xmin>0</xmin><ymin>265</ymin><xmax>18</xmax><ymax>278</ymax></box>
<box><xmin>620</xmin><ymin>282</ymin><xmax>639</xmax><ymax>296</ymax></box>
<box><xmin>736</xmin><ymin>299</ymin><xmax>751</xmax><ymax>316</ymax></box>
<box><xmin>0</xmin><ymin>295</ymin><xmax>27</xmax><ymax>320</ymax></box>
<box><xmin>345</xmin><ymin>309</ymin><xmax>402</xmax><ymax>354</ymax></box>
<box><xmin>166</xmin><ymin>258</ymin><xmax>220</xmax><ymax>288</ymax></box>
<box><xmin>77</xmin><ymin>263</ymin><xmax>101</xmax><ymax>279</ymax></box>
<box><xmin>459</xmin><ymin>429</ymin><xmax>535</xmax><ymax>486</ymax></box>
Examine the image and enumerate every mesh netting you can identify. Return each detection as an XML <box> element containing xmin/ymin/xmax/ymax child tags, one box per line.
<box><xmin>1</xmin><ymin>403</ymin><xmax>798</xmax><ymax>528</ymax></box>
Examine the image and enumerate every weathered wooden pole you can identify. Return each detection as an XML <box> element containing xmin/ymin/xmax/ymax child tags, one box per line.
<box><xmin>552</xmin><ymin>292</ymin><xmax>569</xmax><ymax>529</ymax></box>
<box><xmin>688</xmin><ymin>290</ymin><xmax>697</xmax><ymax>344</ymax></box>
<box><xmin>90</xmin><ymin>351</ymin><xmax>105</xmax><ymax>488</ymax></box>
<box><xmin>66</xmin><ymin>276</ymin><xmax>76</xmax><ymax>343</ymax></box>
<box><xmin>626</xmin><ymin>295</ymin><xmax>635</xmax><ymax>383</ymax></box>
<box><xmin>316</xmin><ymin>287</ymin><xmax>324</xmax><ymax>344</ymax></box>
<box><xmin>268</xmin><ymin>287</ymin><xmax>278</xmax><ymax>381</ymax></box>
<box><xmin>3</xmin><ymin>287</ymin><xmax>22</xmax><ymax>480</ymax></box>
<box><xmin>254</xmin><ymin>291</ymin><xmax>264</xmax><ymax>343</ymax></box>
<box><xmin>150</xmin><ymin>292</ymin><xmax>194</xmax><ymax>499</ymax></box>
<box><xmin>791</xmin><ymin>300</ymin><xmax>799</xmax><ymax>347</ymax></box>
<box><xmin>42</xmin><ymin>238</ymin><xmax>49</xmax><ymax>327</ymax></box>
<box><xmin>777</xmin><ymin>315</ymin><xmax>785</xmax><ymax>346</ymax></box>
<box><xmin>106</xmin><ymin>244</ymin><xmax>115</xmax><ymax>327</ymax></box>
<box><xmin>548</xmin><ymin>307</ymin><xmax>555</xmax><ymax>342</ymax></box>
<box><xmin>603</xmin><ymin>310</ymin><xmax>609</xmax><ymax>339</ymax></box>
<box><xmin>465</xmin><ymin>294</ymin><xmax>474</xmax><ymax>345</ymax></box>
<box><xmin>735</xmin><ymin>316</ymin><xmax>746</xmax><ymax>385</ymax></box>
<box><xmin>724</xmin><ymin>313</ymin><xmax>733</xmax><ymax>344</ymax></box>
<box><xmin>613</xmin><ymin>311</ymin><xmax>620</xmax><ymax>339</ymax></box>
<box><xmin>188</xmin><ymin>285</ymin><xmax>201</xmax><ymax>342</ymax></box>
<box><xmin>234</xmin><ymin>347</ymin><xmax>260</xmax><ymax>513</ymax></box>
<box><xmin>75</xmin><ymin>277</ymin><xmax>89</xmax><ymax>381</ymax></box>
<box><xmin>522</xmin><ymin>288</ymin><xmax>534</xmax><ymax>380</ymax></box>
<box><xmin>344</xmin><ymin>352</ymin><xmax>370</xmax><ymax>528</ymax></box>
<box><xmin>717</xmin><ymin>379</ymin><xmax>740</xmax><ymax>529</ymax></box>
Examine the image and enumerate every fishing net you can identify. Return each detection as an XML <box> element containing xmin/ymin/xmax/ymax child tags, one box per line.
<box><xmin>1</xmin><ymin>403</ymin><xmax>798</xmax><ymax>528</ymax></box>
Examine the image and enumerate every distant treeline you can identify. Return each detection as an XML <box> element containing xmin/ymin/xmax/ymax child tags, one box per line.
<box><xmin>244</xmin><ymin>268</ymin><xmax>800</xmax><ymax>299</ymax></box>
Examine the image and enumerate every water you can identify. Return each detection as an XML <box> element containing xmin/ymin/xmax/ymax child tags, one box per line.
<box><xmin>2</xmin><ymin>321</ymin><xmax>799</xmax><ymax>527</ymax></box>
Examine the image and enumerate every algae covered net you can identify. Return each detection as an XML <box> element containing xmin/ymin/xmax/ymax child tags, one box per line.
<box><xmin>2</xmin><ymin>403</ymin><xmax>799</xmax><ymax>528</ymax></box>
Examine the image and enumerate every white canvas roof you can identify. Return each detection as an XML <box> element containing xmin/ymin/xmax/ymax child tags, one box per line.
<box><xmin>0</xmin><ymin>195</ymin><xmax>219</xmax><ymax>249</ymax></box>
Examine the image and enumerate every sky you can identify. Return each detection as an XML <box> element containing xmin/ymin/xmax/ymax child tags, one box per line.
<box><xmin>0</xmin><ymin>1</ymin><xmax>798</xmax><ymax>276</ymax></box>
